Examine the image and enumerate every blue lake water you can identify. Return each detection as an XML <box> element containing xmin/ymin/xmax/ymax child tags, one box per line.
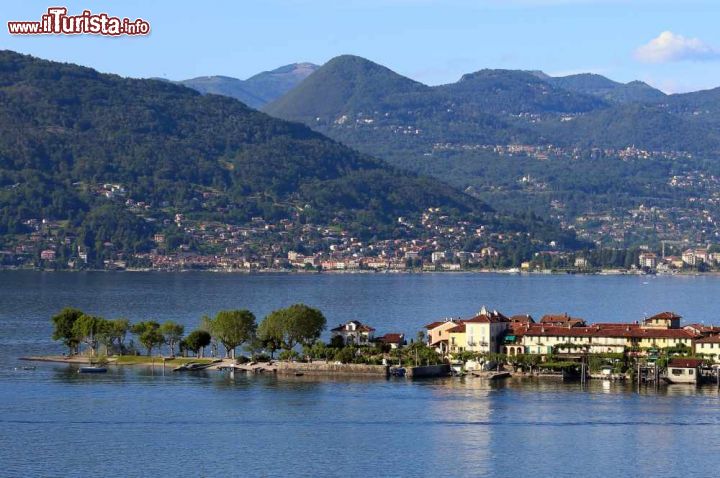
<box><xmin>2</xmin><ymin>271</ymin><xmax>720</xmax><ymax>477</ymax></box>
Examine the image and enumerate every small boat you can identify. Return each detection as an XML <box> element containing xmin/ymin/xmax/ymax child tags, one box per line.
<box><xmin>78</xmin><ymin>366</ymin><xmax>107</xmax><ymax>374</ymax></box>
<box><xmin>173</xmin><ymin>362</ymin><xmax>215</xmax><ymax>372</ymax></box>
<box><xmin>389</xmin><ymin>367</ymin><xmax>406</xmax><ymax>377</ymax></box>
<box><xmin>294</xmin><ymin>372</ymin><xmax>304</xmax><ymax>376</ymax></box>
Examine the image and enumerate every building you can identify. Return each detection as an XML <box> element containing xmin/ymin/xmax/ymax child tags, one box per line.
<box><xmin>447</xmin><ymin>323</ymin><xmax>467</xmax><ymax>354</ymax></box>
<box><xmin>638</xmin><ymin>252</ymin><xmax>658</xmax><ymax>269</ymax></box>
<box><xmin>695</xmin><ymin>336</ymin><xmax>720</xmax><ymax>362</ymax></box>
<box><xmin>463</xmin><ymin>307</ymin><xmax>510</xmax><ymax>354</ymax></box>
<box><xmin>425</xmin><ymin>319</ymin><xmax>462</xmax><ymax>355</ymax></box>
<box><xmin>574</xmin><ymin>257</ymin><xmax>589</xmax><ymax>268</ymax></box>
<box><xmin>330</xmin><ymin>320</ymin><xmax>375</xmax><ymax>346</ymax></box>
<box><xmin>40</xmin><ymin>249</ymin><xmax>56</xmax><ymax>261</ymax></box>
<box><xmin>539</xmin><ymin>313</ymin><xmax>586</xmax><ymax>328</ymax></box>
<box><xmin>642</xmin><ymin>312</ymin><xmax>681</xmax><ymax>329</ymax></box>
<box><xmin>431</xmin><ymin>251</ymin><xmax>450</xmax><ymax>263</ymax></box>
<box><xmin>666</xmin><ymin>358</ymin><xmax>704</xmax><ymax>384</ymax></box>
<box><xmin>376</xmin><ymin>333</ymin><xmax>406</xmax><ymax>349</ymax></box>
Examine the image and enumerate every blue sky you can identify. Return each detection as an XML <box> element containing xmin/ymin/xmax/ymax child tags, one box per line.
<box><xmin>2</xmin><ymin>0</ymin><xmax>720</xmax><ymax>93</ymax></box>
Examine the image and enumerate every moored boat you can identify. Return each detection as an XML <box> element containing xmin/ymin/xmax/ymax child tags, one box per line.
<box><xmin>78</xmin><ymin>366</ymin><xmax>107</xmax><ymax>374</ymax></box>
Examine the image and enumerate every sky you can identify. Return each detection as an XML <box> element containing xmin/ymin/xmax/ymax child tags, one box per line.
<box><xmin>2</xmin><ymin>0</ymin><xmax>720</xmax><ymax>93</ymax></box>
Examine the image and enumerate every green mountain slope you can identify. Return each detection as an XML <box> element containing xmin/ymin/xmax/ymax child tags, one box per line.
<box><xmin>263</xmin><ymin>55</ymin><xmax>720</xmax><ymax>246</ymax></box>
<box><xmin>546</xmin><ymin>73</ymin><xmax>666</xmax><ymax>104</ymax></box>
<box><xmin>0</xmin><ymin>50</ymin><xmax>494</xmax><ymax>244</ymax></box>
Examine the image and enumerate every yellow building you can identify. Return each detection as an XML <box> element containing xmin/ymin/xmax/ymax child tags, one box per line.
<box><xmin>695</xmin><ymin>336</ymin><xmax>720</xmax><ymax>362</ymax></box>
<box><xmin>447</xmin><ymin>323</ymin><xmax>467</xmax><ymax>355</ymax></box>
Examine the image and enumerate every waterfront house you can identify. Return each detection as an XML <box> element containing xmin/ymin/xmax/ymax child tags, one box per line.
<box><xmin>331</xmin><ymin>320</ymin><xmax>375</xmax><ymax>346</ymax></box>
<box><xmin>666</xmin><ymin>358</ymin><xmax>704</xmax><ymax>384</ymax></box>
<box><xmin>425</xmin><ymin>319</ymin><xmax>462</xmax><ymax>355</ymax></box>
<box><xmin>463</xmin><ymin>307</ymin><xmax>510</xmax><ymax>354</ymax></box>
<box><xmin>512</xmin><ymin>314</ymin><xmax>696</xmax><ymax>356</ymax></box>
<box><xmin>638</xmin><ymin>252</ymin><xmax>658</xmax><ymax>269</ymax></box>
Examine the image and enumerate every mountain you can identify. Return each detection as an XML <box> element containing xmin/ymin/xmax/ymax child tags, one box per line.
<box><xmin>178</xmin><ymin>62</ymin><xmax>318</xmax><ymax>109</ymax></box>
<box><xmin>266</xmin><ymin>55</ymin><xmax>429</xmax><ymax>120</ymax></box>
<box><xmin>0</xmin><ymin>50</ymin><xmax>495</xmax><ymax>247</ymax></box>
<box><xmin>264</xmin><ymin>55</ymin><xmax>720</xmax><ymax>246</ymax></box>
<box><xmin>544</xmin><ymin>73</ymin><xmax>666</xmax><ymax>104</ymax></box>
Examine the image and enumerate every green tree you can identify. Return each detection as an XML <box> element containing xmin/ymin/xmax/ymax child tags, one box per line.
<box><xmin>160</xmin><ymin>321</ymin><xmax>185</xmax><ymax>357</ymax></box>
<box><xmin>51</xmin><ymin>307</ymin><xmax>84</xmax><ymax>355</ymax></box>
<box><xmin>259</xmin><ymin>304</ymin><xmax>326</xmax><ymax>354</ymax></box>
<box><xmin>131</xmin><ymin>321</ymin><xmax>163</xmax><ymax>356</ymax></box>
<box><xmin>71</xmin><ymin>314</ymin><xmax>105</xmax><ymax>356</ymax></box>
<box><xmin>111</xmin><ymin>318</ymin><xmax>130</xmax><ymax>353</ymax></box>
<box><xmin>257</xmin><ymin>311</ymin><xmax>285</xmax><ymax>358</ymax></box>
<box><xmin>211</xmin><ymin>310</ymin><xmax>257</xmax><ymax>358</ymax></box>
<box><xmin>184</xmin><ymin>329</ymin><xmax>211</xmax><ymax>357</ymax></box>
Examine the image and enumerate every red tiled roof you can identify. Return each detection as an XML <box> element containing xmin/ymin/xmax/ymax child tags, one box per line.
<box><xmin>519</xmin><ymin>324</ymin><xmax>697</xmax><ymax>340</ymax></box>
<box><xmin>540</xmin><ymin>314</ymin><xmax>586</xmax><ymax>327</ymax></box>
<box><xmin>668</xmin><ymin>358</ymin><xmax>704</xmax><ymax>368</ymax></box>
<box><xmin>378</xmin><ymin>333</ymin><xmax>405</xmax><ymax>344</ymax></box>
<box><xmin>646</xmin><ymin>311</ymin><xmax>682</xmax><ymax>321</ymax></box>
<box><xmin>696</xmin><ymin>335</ymin><xmax>720</xmax><ymax>344</ymax></box>
<box><xmin>447</xmin><ymin>324</ymin><xmax>466</xmax><ymax>333</ymax></box>
<box><xmin>465</xmin><ymin>311</ymin><xmax>509</xmax><ymax>324</ymax></box>
<box><xmin>510</xmin><ymin>314</ymin><xmax>534</xmax><ymax>323</ymax></box>
<box><xmin>684</xmin><ymin>324</ymin><xmax>720</xmax><ymax>335</ymax></box>
<box><xmin>424</xmin><ymin>321</ymin><xmax>445</xmax><ymax>329</ymax></box>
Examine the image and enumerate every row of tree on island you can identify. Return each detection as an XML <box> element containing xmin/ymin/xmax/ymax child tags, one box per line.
<box><xmin>50</xmin><ymin>305</ymin><xmax>442</xmax><ymax>366</ymax></box>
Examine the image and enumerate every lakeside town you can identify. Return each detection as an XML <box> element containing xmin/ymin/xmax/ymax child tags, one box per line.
<box><xmin>34</xmin><ymin>303</ymin><xmax>720</xmax><ymax>385</ymax></box>
<box><xmin>4</xmin><ymin>188</ymin><xmax>720</xmax><ymax>274</ymax></box>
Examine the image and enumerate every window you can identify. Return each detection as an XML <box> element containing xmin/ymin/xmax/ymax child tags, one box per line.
<box><xmin>689</xmin><ymin>369</ymin><xmax>694</xmax><ymax>375</ymax></box>
<box><xmin>672</xmin><ymin>369</ymin><xmax>684</xmax><ymax>376</ymax></box>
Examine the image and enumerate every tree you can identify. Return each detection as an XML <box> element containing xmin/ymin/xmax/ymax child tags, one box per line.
<box><xmin>95</xmin><ymin>318</ymin><xmax>130</xmax><ymax>355</ymax></box>
<box><xmin>51</xmin><ymin>307</ymin><xmax>84</xmax><ymax>355</ymax></box>
<box><xmin>71</xmin><ymin>314</ymin><xmax>105</xmax><ymax>356</ymax></box>
<box><xmin>131</xmin><ymin>321</ymin><xmax>163</xmax><ymax>356</ymax></box>
<box><xmin>160</xmin><ymin>321</ymin><xmax>185</xmax><ymax>357</ymax></box>
<box><xmin>211</xmin><ymin>310</ymin><xmax>257</xmax><ymax>358</ymax></box>
<box><xmin>184</xmin><ymin>329</ymin><xmax>211</xmax><ymax>357</ymax></box>
<box><xmin>257</xmin><ymin>311</ymin><xmax>285</xmax><ymax>358</ymax></box>
<box><xmin>259</xmin><ymin>304</ymin><xmax>326</xmax><ymax>355</ymax></box>
<box><xmin>284</xmin><ymin>304</ymin><xmax>326</xmax><ymax>349</ymax></box>
<box><xmin>111</xmin><ymin>318</ymin><xmax>130</xmax><ymax>352</ymax></box>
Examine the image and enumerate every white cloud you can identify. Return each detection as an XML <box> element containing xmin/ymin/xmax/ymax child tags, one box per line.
<box><xmin>635</xmin><ymin>31</ymin><xmax>720</xmax><ymax>63</ymax></box>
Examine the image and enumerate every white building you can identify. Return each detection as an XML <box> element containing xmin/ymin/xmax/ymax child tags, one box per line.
<box><xmin>330</xmin><ymin>320</ymin><xmax>375</xmax><ymax>346</ymax></box>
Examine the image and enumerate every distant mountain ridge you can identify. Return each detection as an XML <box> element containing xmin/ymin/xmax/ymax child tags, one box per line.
<box><xmin>260</xmin><ymin>54</ymin><xmax>720</xmax><ymax>247</ymax></box>
<box><xmin>543</xmin><ymin>73</ymin><xmax>666</xmax><ymax>104</ymax></box>
<box><xmin>178</xmin><ymin>62</ymin><xmax>319</xmax><ymax>109</ymax></box>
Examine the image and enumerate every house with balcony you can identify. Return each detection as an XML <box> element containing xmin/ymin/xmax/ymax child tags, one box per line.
<box><xmin>463</xmin><ymin>306</ymin><xmax>510</xmax><ymax>354</ymax></box>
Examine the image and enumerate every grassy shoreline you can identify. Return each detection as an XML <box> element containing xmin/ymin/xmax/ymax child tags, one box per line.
<box><xmin>20</xmin><ymin>355</ymin><xmax>218</xmax><ymax>367</ymax></box>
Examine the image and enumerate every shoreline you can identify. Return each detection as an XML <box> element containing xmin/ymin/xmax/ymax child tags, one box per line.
<box><xmin>1</xmin><ymin>267</ymin><xmax>716</xmax><ymax>276</ymax></box>
<box><xmin>17</xmin><ymin>355</ymin><xmax>633</xmax><ymax>382</ymax></box>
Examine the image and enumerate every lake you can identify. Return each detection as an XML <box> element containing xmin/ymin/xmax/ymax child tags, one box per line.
<box><xmin>1</xmin><ymin>271</ymin><xmax>720</xmax><ymax>477</ymax></box>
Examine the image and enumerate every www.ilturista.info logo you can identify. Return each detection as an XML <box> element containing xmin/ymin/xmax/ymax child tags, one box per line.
<box><xmin>8</xmin><ymin>7</ymin><xmax>150</xmax><ymax>36</ymax></box>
